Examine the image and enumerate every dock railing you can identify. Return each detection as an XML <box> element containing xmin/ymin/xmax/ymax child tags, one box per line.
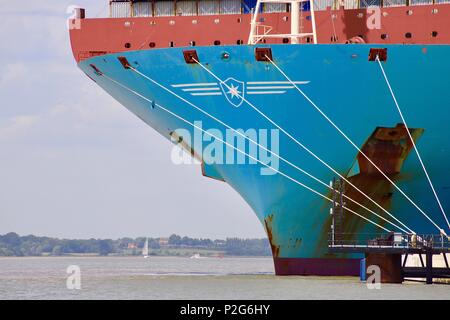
<box><xmin>328</xmin><ymin>232</ymin><xmax>450</xmax><ymax>252</ymax></box>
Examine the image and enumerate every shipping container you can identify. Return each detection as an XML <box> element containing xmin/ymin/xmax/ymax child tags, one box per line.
<box><xmin>409</xmin><ymin>0</ymin><xmax>433</xmax><ymax>5</ymax></box>
<box><xmin>342</xmin><ymin>0</ymin><xmax>359</xmax><ymax>9</ymax></box>
<box><xmin>220</xmin><ymin>0</ymin><xmax>242</xmax><ymax>14</ymax></box>
<box><xmin>383</xmin><ymin>0</ymin><xmax>407</xmax><ymax>7</ymax></box>
<box><xmin>360</xmin><ymin>0</ymin><xmax>381</xmax><ymax>7</ymax></box>
<box><xmin>314</xmin><ymin>0</ymin><xmax>334</xmax><ymax>10</ymax></box>
<box><xmin>198</xmin><ymin>0</ymin><xmax>220</xmax><ymax>15</ymax></box>
<box><xmin>264</xmin><ymin>3</ymin><xmax>288</xmax><ymax>12</ymax></box>
<box><xmin>242</xmin><ymin>0</ymin><xmax>258</xmax><ymax>13</ymax></box>
<box><xmin>176</xmin><ymin>1</ymin><xmax>198</xmax><ymax>16</ymax></box>
<box><xmin>133</xmin><ymin>1</ymin><xmax>153</xmax><ymax>17</ymax></box>
<box><xmin>110</xmin><ymin>0</ymin><xmax>132</xmax><ymax>18</ymax></box>
<box><xmin>155</xmin><ymin>1</ymin><xmax>175</xmax><ymax>16</ymax></box>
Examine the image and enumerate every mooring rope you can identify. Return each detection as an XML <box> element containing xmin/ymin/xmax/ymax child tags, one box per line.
<box><xmin>126</xmin><ymin>65</ymin><xmax>411</xmax><ymax>233</ymax></box>
<box><xmin>263</xmin><ymin>54</ymin><xmax>446</xmax><ymax>235</ymax></box>
<box><xmin>376</xmin><ymin>55</ymin><xmax>450</xmax><ymax>233</ymax></box>
<box><xmin>100</xmin><ymin>71</ymin><xmax>392</xmax><ymax>233</ymax></box>
<box><xmin>190</xmin><ymin>57</ymin><xmax>415</xmax><ymax>234</ymax></box>
<box><xmin>329</xmin><ymin>6</ymin><xmax>338</xmax><ymax>43</ymax></box>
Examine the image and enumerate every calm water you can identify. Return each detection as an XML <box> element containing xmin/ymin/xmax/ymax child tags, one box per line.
<box><xmin>0</xmin><ymin>256</ymin><xmax>448</xmax><ymax>300</ymax></box>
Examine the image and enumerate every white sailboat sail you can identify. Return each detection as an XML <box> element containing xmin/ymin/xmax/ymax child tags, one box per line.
<box><xmin>142</xmin><ymin>238</ymin><xmax>149</xmax><ymax>258</ymax></box>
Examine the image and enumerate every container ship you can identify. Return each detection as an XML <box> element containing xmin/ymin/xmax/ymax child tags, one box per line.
<box><xmin>69</xmin><ymin>0</ymin><xmax>450</xmax><ymax>276</ymax></box>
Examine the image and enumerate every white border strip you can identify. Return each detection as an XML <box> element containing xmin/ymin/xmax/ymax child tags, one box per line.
<box><xmin>247</xmin><ymin>86</ymin><xmax>294</xmax><ymax>90</ymax></box>
<box><xmin>191</xmin><ymin>92</ymin><xmax>223</xmax><ymax>96</ymax></box>
<box><xmin>172</xmin><ymin>83</ymin><xmax>218</xmax><ymax>88</ymax></box>
<box><xmin>182</xmin><ymin>87</ymin><xmax>221</xmax><ymax>92</ymax></box>
<box><xmin>247</xmin><ymin>81</ymin><xmax>310</xmax><ymax>85</ymax></box>
<box><xmin>247</xmin><ymin>91</ymin><xmax>286</xmax><ymax>95</ymax></box>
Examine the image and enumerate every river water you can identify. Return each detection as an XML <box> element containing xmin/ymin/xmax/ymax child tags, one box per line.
<box><xmin>0</xmin><ymin>256</ymin><xmax>448</xmax><ymax>299</ymax></box>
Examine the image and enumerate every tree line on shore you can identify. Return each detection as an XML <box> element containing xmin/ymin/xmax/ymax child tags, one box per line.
<box><xmin>0</xmin><ymin>232</ymin><xmax>271</xmax><ymax>257</ymax></box>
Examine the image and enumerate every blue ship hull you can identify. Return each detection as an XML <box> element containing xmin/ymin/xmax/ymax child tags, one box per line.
<box><xmin>79</xmin><ymin>44</ymin><xmax>450</xmax><ymax>275</ymax></box>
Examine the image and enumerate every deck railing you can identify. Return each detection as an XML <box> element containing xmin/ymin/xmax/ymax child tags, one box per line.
<box><xmin>329</xmin><ymin>232</ymin><xmax>450</xmax><ymax>251</ymax></box>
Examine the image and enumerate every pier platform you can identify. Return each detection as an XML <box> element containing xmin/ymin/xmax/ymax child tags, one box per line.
<box><xmin>329</xmin><ymin>233</ymin><xmax>450</xmax><ymax>284</ymax></box>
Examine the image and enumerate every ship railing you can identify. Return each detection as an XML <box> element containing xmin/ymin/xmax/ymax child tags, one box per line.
<box><xmin>109</xmin><ymin>0</ymin><xmax>450</xmax><ymax>18</ymax></box>
<box><xmin>252</xmin><ymin>24</ymin><xmax>274</xmax><ymax>44</ymax></box>
<box><xmin>328</xmin><ymin>232</ymin><xmax>450</xmax><ymax>251</ymax></box>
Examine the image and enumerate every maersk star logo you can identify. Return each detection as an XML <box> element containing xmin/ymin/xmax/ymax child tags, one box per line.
<box><xmin>220</xmin><ymin>78</ymin><xmax>245</xmax><ymax>108</ymax></box>
<box><xmin>171</xmin><ymin>79</ymin><xmax>311</xmax><ymax>107</ymax></box>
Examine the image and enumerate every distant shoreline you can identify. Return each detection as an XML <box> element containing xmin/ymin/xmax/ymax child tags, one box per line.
<box><xmin>0</xmin><ymin>232</ymin><xmax>271</xmax><ymax>257</ymax></box>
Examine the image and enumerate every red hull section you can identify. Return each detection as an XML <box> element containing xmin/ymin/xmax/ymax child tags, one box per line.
<box><xmin>274</xmin><ymin>257</ymin><xmax>360</xmax><ymax>276</ymax></box>
<box><xmin>70</xmin><ymin>4</ymin><xmax>450</xmax><ymax>62</ymax></box>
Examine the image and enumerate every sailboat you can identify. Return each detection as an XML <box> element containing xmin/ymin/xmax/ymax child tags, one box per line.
<box><xmin>190</xmin><ymin>253</ymin><xmax>201</xmax><ymax>259</ymax></box>
<box><xmin>142</xmin><ymin>238</ymin><xmax>149</xmax><ymax>259</ymax></box>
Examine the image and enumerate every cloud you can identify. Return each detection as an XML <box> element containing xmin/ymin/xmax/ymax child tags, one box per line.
<box><xmin>0</xmin><ymin>114</ymin><xmax>40</xmax><ymax>141</ymax></box>
<box><xmin>0</xmin><ymin>63</ymin><xmax>28</xmax><ymax>87</ymax></box>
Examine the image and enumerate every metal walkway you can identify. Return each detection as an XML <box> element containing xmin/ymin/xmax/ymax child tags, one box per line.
<box><xmin>329</xmin><ymin>233</ymin><xmax>450</xmax><ymax>283</ymax></box>
<box><xmin>329</xmin><ymin>233</ymin><xmax>450</xmax><ymax>255</ymax></box>
<box><xmin>327</xmin><ymin>178</ymin><xmax>450</xmax><ymax>284</ymax></box>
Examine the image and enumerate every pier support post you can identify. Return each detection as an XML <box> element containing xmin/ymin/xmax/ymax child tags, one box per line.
<box><xmin>425</xmin><ymin>248</ymin><xmax>433</xmax><ymax>284</ymax></box>
<box><xmin>366</xmin><ymin>253</ymin><xmax>403</xmax><ymax>283</ymax></box>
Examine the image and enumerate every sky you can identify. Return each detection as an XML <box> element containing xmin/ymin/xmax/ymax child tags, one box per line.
<box><xmin>0</xmin><ymin>1</ymin><xmax>266</xmax><ymax>239</ymax></box>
